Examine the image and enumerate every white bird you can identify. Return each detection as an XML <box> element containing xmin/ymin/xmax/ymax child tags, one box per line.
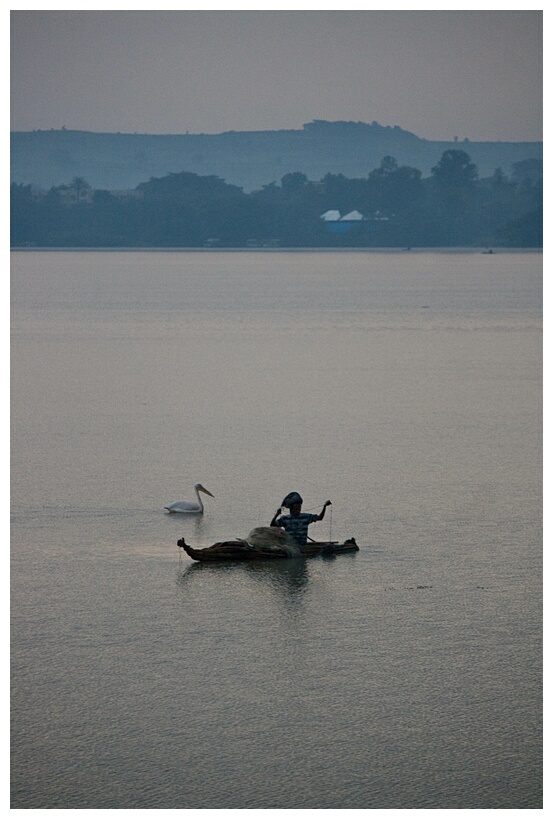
<box><xmin>164</xmin><ymin>483</ymin><xmax>214</xmax><ymax>514</ymax></box>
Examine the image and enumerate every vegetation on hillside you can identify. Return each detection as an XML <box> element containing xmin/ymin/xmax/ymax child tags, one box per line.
<box><xmin>11</xmin><ymin>151</ymin><xmax>542</xmax><ymax>248</ymax></box>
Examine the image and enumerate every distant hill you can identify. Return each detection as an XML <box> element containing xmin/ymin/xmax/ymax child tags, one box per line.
<box><xmin>11</xmin><ymin>120</ymin><xmax>543</xmax><ymax>192</ymax></box>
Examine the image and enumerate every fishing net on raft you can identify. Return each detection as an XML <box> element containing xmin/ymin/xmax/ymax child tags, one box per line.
<box><xmin>245</xmin><ymin>527</ymin><xmax>302</xmax><ymax>557</ymax></box>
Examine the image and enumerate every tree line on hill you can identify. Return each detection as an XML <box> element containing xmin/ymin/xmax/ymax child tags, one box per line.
<box><xmin>11</xmin><ymin>150</ymin><xmax>542</xmax><ymax>248</ymax></box>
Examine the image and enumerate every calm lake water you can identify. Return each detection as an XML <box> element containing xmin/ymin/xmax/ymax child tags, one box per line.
<box><xmin>11</xmin><ymin>249</ymin><xmax>542</xmax><ymax>809</ymax></box>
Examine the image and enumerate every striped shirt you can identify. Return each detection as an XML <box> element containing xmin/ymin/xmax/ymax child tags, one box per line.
<box><xmin>274</xmin><ymin>513</ymin><xmax>319</xmax><ymax>547</ymax></box>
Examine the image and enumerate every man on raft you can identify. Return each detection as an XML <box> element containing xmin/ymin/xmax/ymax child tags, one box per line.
<box><xmin>270</xmin><ymin>492</ymin><xmax>332</xmax><ymax>551</ymax></box>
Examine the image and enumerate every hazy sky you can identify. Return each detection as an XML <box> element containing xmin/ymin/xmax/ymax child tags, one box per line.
<box><xmin>10</xmin><ymin>9</ymin><xmax>542</xmax><ymax>142</ymax></box>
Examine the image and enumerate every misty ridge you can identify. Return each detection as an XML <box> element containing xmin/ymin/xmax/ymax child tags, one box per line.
<box><xmin>11</xmin><ymin>120</ymin><xmax>542</xmax><ymax>248</ymax></box>
<box><xmin>11</xmin><ymin>120</ymin><xmax>542</xmax><ymax>193</ymax></box>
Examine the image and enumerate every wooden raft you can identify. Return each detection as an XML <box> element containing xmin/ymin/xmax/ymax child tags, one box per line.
<box><xmin>178</xmin><ymin>537</ymin><xmax>359</xmax><ymax>562</ymax></box>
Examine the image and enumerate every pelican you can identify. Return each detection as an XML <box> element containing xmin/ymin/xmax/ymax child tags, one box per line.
<box><xmin>165</xmin><ymin>483</ymin><xmax>214</xmax><ymax>514</ymax></box>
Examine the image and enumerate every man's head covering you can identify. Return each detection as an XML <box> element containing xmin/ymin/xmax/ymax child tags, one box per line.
<box><xmin>282</xmin><ymin>492</ymin><xmax>303</xmax><ymax>508</ymax></box>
